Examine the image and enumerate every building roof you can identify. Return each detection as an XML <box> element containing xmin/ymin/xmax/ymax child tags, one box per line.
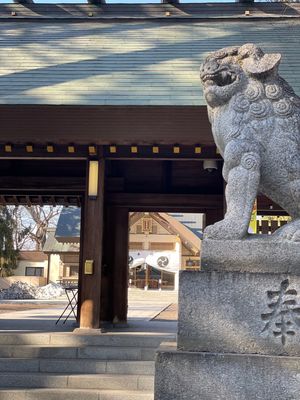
<box><xmin>18</xmin><ymin>251</ymin><xmax>48</xmax><ymax>262</ymax></box>
<box><xmin>43</xmin><ymin>227</ymin><xmax>80</xmax><ymax>253</ymax></box>
<box><xmin>168</xmin><ymin>212</ymin><xmax>203</xmax><ymax>239</ymax></box>
<box><xmin>56</xmin><ymin>207</ymin><xmax>201</xmax><ymax>253</ymax></box>
<box><xmin>130</xmin><ymin>211</ymin><xmax>201</xmax><ymax>254</ymax></box>
<box><xmin>155</xmin><ymin>212</ymin><xmax>201</xmax><ymax>254</ymax></box>
<box><xmin>55</xmin><ymin>207</ymin><xmax>81</xmax><ymax>243</ymax></box>
<box><xmin>1</xmin><ymin>3</ymin><xmax>300</xmax><ymax>20</ymax></box>
<box><xmin>0</xmin><ymin>7</ymin><xmax>300</xmax><ymax>106</ymax></box>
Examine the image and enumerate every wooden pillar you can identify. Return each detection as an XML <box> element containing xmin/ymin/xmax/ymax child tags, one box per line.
<box><xmin>145</xmin><ymin>265</ymin><xmax>149</xmax><ymax>290</ymax></box>
<box><xmin>100</xmin><ymin>205</ymin><xmax>114</xmax><ymax>323</ymax></box>
<box><xmin>100</xmin><ymin>206</ymin><xmax>129</xmax><ymax>325</ymax></box>
<box><xmin>112</xmin><ymin>207</ymin><xmax>129</xmax><ymax>324</ymax></box>
<box><xmin>46</xmin><ymin>254</ymin><xmax>51</xmax><ymax>284</ymax></box>
<box><xmin>79</xmin><ymin>158</ymin><xmax>105</xmax><ymax>329</ymax></box>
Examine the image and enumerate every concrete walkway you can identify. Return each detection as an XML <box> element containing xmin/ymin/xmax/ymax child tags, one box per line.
<box><xmin>0</xmin><ymin>289</ymin><xmax>178</xmax><ymax>334</ymax></box>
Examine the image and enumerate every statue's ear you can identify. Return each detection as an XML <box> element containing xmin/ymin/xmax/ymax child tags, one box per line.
<box><xmin>243</xmin><ymin>53</ymin><xmax>281</xmax><ymax>76</ymax></box>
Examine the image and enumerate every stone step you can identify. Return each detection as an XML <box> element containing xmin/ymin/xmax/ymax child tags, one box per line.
<box><xmin>0</xmin><ymin>372</ymin><xmax>154</xmax><ymax>390</ymax></box>
<box><xmin>0</xmin><ymin>333</ymin><xmax>173</xmax><ymax>347</ymax></box>
<box><xmin>0</xmin><ymin>345</ymin><xmax>155</xmax><ymax>361</ymax></box>
<box><xmin>0</xmin><ymin>388</ymin><xmax>154</xmax><ymax>400</ymax></box>
<box><xmin>0</xmin><ymin>358</ymin><xmax>155</xmax><ymax>374</ymax></box>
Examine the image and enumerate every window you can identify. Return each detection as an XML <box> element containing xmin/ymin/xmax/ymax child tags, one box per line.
<box><xmin>25</xmin><ymin>267</ymin><xmax>44</xmax><ymax>277</ymax></box>
<box><xmin>69</xmin><ymin>266</ymin><xmax>79</xmax><ymax>277</ymax></box>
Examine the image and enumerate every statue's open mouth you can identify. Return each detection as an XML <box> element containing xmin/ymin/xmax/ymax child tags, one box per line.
<box><xmin>201</xmin><ymin>70</ymin><xmax>237</xmax><ymax>87</ymax></box>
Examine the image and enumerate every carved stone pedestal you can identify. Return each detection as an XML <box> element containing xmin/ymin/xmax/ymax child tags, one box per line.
<box><xmin>201</xmin><ymin>237</ymin><xmax>300</xmax><ymax>274</ymax></box>
<box><xmin>154</xmin><ymin>238</ymin><xmax>300</xmax><ymax>400</ymax></box>
<box><xmin>155</xmin><ymin>344</ymin><xmax>300</xmax><ymax>400</ymax></box>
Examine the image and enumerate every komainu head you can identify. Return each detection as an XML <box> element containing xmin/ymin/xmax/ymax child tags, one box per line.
<box><xmin>200</xmin><ymin>43</ymin><xmax>282</xmax><ymax>108</ymax></box>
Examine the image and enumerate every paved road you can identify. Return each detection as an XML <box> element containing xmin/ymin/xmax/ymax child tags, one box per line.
<box><xmin>0</xmin><ymin>289</ymin><xmax>178</xmax><ymax>334</ymax></box>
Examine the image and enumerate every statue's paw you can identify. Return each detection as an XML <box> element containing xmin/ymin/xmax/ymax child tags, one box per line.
<box><xmin>204</xmin><ymin>220</ymin><xmax>246</xmax><ymax>240</ymax></box>
<box><xmin>273</xmin><ymin>221</ymin><xmax>300</xmax><ymax>242</ymax></box>
<box><xmin>204</xmin><ymin>223</ymin><xmax>224</xmax><ymax>240</ymax></box>
<box><xmin>289</xmin><ymin>231</ymin><xmax>300</xmax><ymax>241</ymax></box>
<box><xmin>281</xmin><ymin>229</ymin><xmax>300</xmax><ymax>242</ymax></box>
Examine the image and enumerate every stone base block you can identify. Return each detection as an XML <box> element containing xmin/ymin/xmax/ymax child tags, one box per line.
<box><xmin>201</xmin><ymin>237</ymin><xmax>300</xmax><ymax>274</ymax></box>
<box><xmin>155</xmin><ymin>343</ymin><xmax>300</xmax><ymax>400</ymax></box>
<box><xmin>178</xmin><ymin>271</ymin><xmax>300</xmax><ymax>356</ymax></box>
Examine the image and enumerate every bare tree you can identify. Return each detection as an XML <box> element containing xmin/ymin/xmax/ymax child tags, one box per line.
<box><xmin>8</xmin><ymin>206</ymin><xmax>62</xmax><ymax>251</ymax></box>
<box><xmin>23</xmin><ymin>206</ymin><xmax>62</xmax><ymax>251</ymax></box>
<box><xmin>9</xmin><ymin>207</ymin><xmax>31</xmax><ymax>250</ymax></box>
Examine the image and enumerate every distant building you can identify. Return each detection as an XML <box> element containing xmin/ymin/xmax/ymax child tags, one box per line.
<box><xmin>43</xmin><ymin>228</ymin><xmax>79</xmax><ymax>285</ymax></box>
<box><xmin>44</xmin><ymin>208</ymin><xmax>202</xmax><ymax>290</ymax></box>
<box><xmin>129</xmin><ymin>212</ymin><xmax>202</xmax><ymax>290</ymax></box>
<box><xmin>13</xmin><ymin>251</ymin><xmax>48</xmax><ymax>286</ymax></box>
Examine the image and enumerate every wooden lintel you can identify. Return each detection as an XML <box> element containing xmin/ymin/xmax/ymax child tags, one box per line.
<box><xmin>106</xmin><ymin>193</ymin><xmax>224</xmax><ymax>212</ymax></box>
<box><xmin>0</xmin><ymin>105</ymin><xmax>214</xmax><ymax>147</ymax></box>
<box><xmin>0</xmin><ymin>177</ymin><xmax>85</xmax><ymax>192</ymax></box>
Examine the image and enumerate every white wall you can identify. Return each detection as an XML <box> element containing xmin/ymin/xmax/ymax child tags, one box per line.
<box><xmin>15</xmin><ymin>260</ymin><xmax>47</xmax><ymax>277</ymax></box>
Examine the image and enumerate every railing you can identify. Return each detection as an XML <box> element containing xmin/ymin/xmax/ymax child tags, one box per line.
<box><xmin>56</xmin><ymin>278</ymin><xmax>78</xmax><ymax>288</ymax></box>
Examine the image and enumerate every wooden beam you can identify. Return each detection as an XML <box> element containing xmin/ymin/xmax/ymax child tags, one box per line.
<box><xmin>0</xmin><ymin>194</ymin><xmax>81</xmax><ymax>207</ymax></box>
<box><xmin>79</xmin><ymin>158</ymin><xmax>105</xmax><ymax>329</ymax></box>
<box><xmin>162</xmin><ymin>0</ymin><xmax>179</xmax><ymax>4</ymax></box>
<box><xmin>0</xmin><ymin>177</ymin><xmax>85</xmax><ymax>192</ymax></box>
<box><xmin>13</xmin><ymin>0</ymin><xmax>34</xmax><ymax>3</ymax></box>
<box><xmin>150</xmin><ymin>212</ymin><xmax>198</xmax><ymax>255</ymax></box>
<box><xmin>0</xmin><ymin>105</ymin><xmax>214</xmax><ymax>146</ymax></box>
<box><xmin>87</xmin><ymin>0</ymin><xmax>106</xmax><ymax>4</ymax></box>
<box><xmin>129</xmin><ymin>212</ymin><xmax>144</xmax><ymax>226</ymax></box>
<box><xmin>106</xmin><ymin>193</ymin><xmax>224</xmax><ymax>212</ymax></box>
<box><xmin>257</xmin><ymin>195</ymin><xmax>287</xmax><ymax>216</ymax></box>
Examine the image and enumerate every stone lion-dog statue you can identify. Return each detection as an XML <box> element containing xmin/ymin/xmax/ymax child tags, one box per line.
<box><xmin>200</xmin><ymin>43</ymin><xmax>300</xmax><ymax>241</ymax></box>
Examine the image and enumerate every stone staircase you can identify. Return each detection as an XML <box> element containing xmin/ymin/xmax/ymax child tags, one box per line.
<box><xmin>0</xmin><ymin>332</ymin><xmax>174</xmax><ymax>399</ymax></box>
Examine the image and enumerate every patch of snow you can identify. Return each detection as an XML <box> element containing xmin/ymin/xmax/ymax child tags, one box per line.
<box><xmin>0</xmin><ymin>282</ymin><xmax>64</xmax><ymax>300</ymax></box>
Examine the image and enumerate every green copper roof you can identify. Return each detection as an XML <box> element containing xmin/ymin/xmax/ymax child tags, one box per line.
<box><xmin>0</xmin><ymin>17</ymin><xmax>300</xmax><ymax>105</ymax></box>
